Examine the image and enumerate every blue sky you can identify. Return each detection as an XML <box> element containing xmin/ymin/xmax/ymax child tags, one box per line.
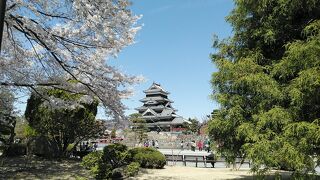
<box><xmin>15</xmin><ymin>0</ymin><xmax>234</xmax><ymax>121</ymax></box>
<box><xmin>97</xmin><ymin>0</ymin><xmax>234</xmax><ymax>120</ymax></box>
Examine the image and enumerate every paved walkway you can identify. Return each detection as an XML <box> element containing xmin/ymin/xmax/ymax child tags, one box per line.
<box><xmin>158</xmin><ymin>149</ymin><xmax>211</xmax><ymax>156</ymax></box>
<box><xmin>132</xmin><ymin>166</ymin><xmax>292</xmax><ymax>180</ymax></box>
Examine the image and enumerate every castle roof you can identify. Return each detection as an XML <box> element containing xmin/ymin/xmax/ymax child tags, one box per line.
<box><xmin>135</xmin><ymin>105</ymin><xmax>177</xmax><ymax>111</ymax></box>
<box><xmin>136</xmin><ymin>82</ymin><xmax>186</xmax><ymax>129</ymax></box>
<box><xmin>140</xmin><ymin>97</ymin><xmax>173</xmax><ymax>103</ymax></box>
<box><xmin>143</xmin><ymin>82</ymin><xmax>169</xmax><ymax>94</ymax></box>
<box><xmin>143</xmin><ymin>117</ymin><xmax>190</xmax><ymax>127</ymax></box>
<box><xmin>171</xmin><ymin>116</ymin><xmax>191</xmax><ymax>125</ymax></box>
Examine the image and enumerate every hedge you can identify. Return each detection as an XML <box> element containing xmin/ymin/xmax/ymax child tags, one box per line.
<box><xmin>128</xmin><ymin>147</ymin><xmax>166</xmax><ymax>169</ymax></box>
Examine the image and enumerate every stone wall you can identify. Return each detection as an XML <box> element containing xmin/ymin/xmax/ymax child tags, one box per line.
<box><xmin>122</xmin><ymin>131</ymin><xmax>207</xmax><ymax>149</ymax></box>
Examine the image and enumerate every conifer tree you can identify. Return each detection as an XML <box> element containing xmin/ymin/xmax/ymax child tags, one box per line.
<box><xmin>209</xmin><ymin>0</ymin><xmax>320</xmax><ymax>174</ymax></box>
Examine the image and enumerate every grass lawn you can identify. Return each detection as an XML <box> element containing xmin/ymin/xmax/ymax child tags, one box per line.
<box><xmin>0</xmin><ymin>156</ymin><xmax>93</xmax><ymax>180</ymax></box>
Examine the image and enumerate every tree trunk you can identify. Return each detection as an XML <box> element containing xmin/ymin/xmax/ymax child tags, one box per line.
<box><xmin>0</xmin><ymin>0</ymin><xmax>7</xmax><ymax>51</ymax></box>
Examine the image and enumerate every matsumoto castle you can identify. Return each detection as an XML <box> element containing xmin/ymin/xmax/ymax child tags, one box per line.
<box><xmin>135</xmin><ymin>82</ymin><xmax>190</xmax><ymax>132</ymax></box>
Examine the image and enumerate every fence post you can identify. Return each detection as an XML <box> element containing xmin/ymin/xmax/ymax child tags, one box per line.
<box><xmin>204</xmin><ymin>156</ymin><xmax>207</xmax><ymax>168</ymax></box>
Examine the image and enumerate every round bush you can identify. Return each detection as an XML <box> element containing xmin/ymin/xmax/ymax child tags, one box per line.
<box><xmin>81</xmin><ymin>151</ymin><xmax>102</xmax><ymax>170</ymax></box>
<box><xmin>101</xmin><ymin>143</ymin><xmax>129</xmax><ymax>166</ymax></box>
<box><xmin>125</xmin><ymin>162</ymin><xmax>140</xmax><ymax>177</ymax></box>
<box><xmin>96</xmin><ymin>143</ymin><xmax>129</xmax><ymax>179</ymax></box>
<box><xmin>128</xmin><ymin>147</ymin><xmax>166</xmax><ymax>169</ymax></box>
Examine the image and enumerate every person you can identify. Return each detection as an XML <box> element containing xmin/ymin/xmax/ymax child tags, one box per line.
<box><xmin>79</xmin><ymin>142</ymin><xmax>83</xmax><ymax>151</ymax></box>
<box><xmin>155</xmin><ymin>140</ymin><xmax>159</xmax><ymax>149</ymax></box>
<box><xmin>152</xmin><ymin>140</ymin><xmax>155</xmax><ymax>147</ymax></box>
<box><xmin>85</xmin><ymin>141</ymin><xmax>89</xmax><ymax>150</ymax></box>
<box><xmin>180</xmin><ymin>141</ymin><xmax>184</xmax><ymax>150</ymax></box>
<box><xmin>205</xmin><ymin>139</ymin><xmax>210</xmax><ymax>152</ymax></box>
<box><xmin>197</xmin><ymin>140</ymin><xmax>203</xmax><ymax>151</ymax></box>
<box><xmin>93</xmin><ymin>143</ymin><xmax>98</xmax><ymax>151</ymax></box>
<box><xmin>186</xmin><ymin>141</ymin><xmax>190</xmax><ymax>150</ymax></box>
<box><xmin>191</xmin><ymin>140</ymin><xmax>196</xmax><ymax>151</ymax></box>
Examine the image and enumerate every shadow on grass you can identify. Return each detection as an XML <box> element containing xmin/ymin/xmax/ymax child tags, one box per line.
<box><xmin>128</xmin><ymin>167</ymin><xmax>173</xmax><ymax>180</ymax></box>
<box><xmin>235</xmin><ymin>173</ymin><xmax>291</xmax><ymax>180</ymax></box>
<box><xmin>235</xmin><ymin>171</ymin><xmax>319</xmax><ymax>180</ymax></box>
<box><xmin>128</xmin><ymin>166</ymin><xmax>320</xmax><ymax>180</ymax></box>
<box><xmin>0</xmin><ymin>156</ymin><xmax>93</xmax><ymax>180</ymax></box>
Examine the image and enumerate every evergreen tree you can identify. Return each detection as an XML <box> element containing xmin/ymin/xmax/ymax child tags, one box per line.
<box><xmin>209</xmin><ymin>0</ymin><xmax>320</xmax><ymax>174</ymax></box>
<box><xmin>25</xmin><ymin>90</ymin><xmax>104</xmax><ymax>157</ymax></box>
<box><xmin>111</xmin><ymin>128</ymin><xmax>117</xmax><ymax>139</ymax></box>
<box><xmin>129</xmin><ymin>113</ymin><xmax>148</xmax><ymax>144</ymax></box>
<box><xmin>183</xmin><ymin>118</ymin><xmax>200</xmax><ymax>134</ymax></box>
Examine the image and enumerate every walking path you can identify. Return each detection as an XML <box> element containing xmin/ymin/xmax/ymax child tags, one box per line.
<box><xmin>132</xmin><ymin>166</ymin><xmax>292</xmax><ymax>180</ymax></box>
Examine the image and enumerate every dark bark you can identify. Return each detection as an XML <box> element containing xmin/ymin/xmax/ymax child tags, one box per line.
<box><xmin>0</xmin><ymin>0</ymin><xmax>6</xmax><ymax>51</ymax></box>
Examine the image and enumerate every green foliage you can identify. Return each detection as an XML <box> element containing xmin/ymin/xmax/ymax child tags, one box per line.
<box><xmin>128</xmin><ymin>147</ymin><xmax>166</xmax><ymax>169</ymax></box>
<box><xmin>111</xmin><ymin>128</ymin><xmax>116</xmax><ymax>139</ymax></box>
<box><xmin>24</xmin><ymin>91</ymin><xmax>102</xmax><ymax>157</ymax></box>
<box><xmin>129</xmin><ymin>113</ymin><xmax>148</xmax><ymax>143</ymax></box>
<box><xmin>47</xmin><ymin>89</ymin><xmax>82</xmax><ymax>101</ymax></box>
<box><xmin>66</xmin><ymin>144</ymin><xmax>75</xmax><ymax>152</ymax></box>
<box><xmin>125</xmin><ymin>162</ymin><xmax>140</xmax><ymax>177</ymax></box>
<box><xmin>82</xmin><ymin>144</ymin><xmax>131</xmax><ymax>179</ymax></box>
<box><xmin>209</xmin><ymin>0</ymin><xmax>320</xmax><ymax>175</ymax></box>
<box><xmin>102</xmin><ymin>143</ymin><xmax>129</xmax><ymax>167</ymax></box>
<box><xmin>14</xmin><ymin>117</ymin><xmax>28</xmax><ymax>141</ymax></box>
<box><xmin>23</xmin><ymin>125</ymin><xmax>38</xmax><ymax>138</ymax></box>
<box><xmin>183</xmin><ymin>118</ymin><xmax>200</xmax><ymax>134</ymax></box>
<box><xmin>96</xmin><ymin>163</ymin><xmax>113</xmax><ymax>180</ymax></box>
<box><xmin>81</xmin><ymin>151</ymin><xmax>103</xmax><ymax>176</ymax></box>
<box><xmin>96</xmin><ymin>143</ymin><xmax>129</xmax><ymax>179</ymax></box>
<box><xmin>81</xmin><ymin>145</ymin><xmax>165</xmax><ymax>179</ymax></box>
<box><xmin>111</xmin><ymin>167</ymin><xmax>124</xmax><ymax>179</ymax></box>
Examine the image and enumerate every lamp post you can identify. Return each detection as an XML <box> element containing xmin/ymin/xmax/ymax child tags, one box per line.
<box><xmin>0</xmin><ymin>0</ymin><xmax>7</xmax><ymax>52</ymax></box>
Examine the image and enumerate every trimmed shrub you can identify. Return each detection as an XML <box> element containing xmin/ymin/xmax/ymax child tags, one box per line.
<box><xmin>128</xmin><ymin>147</ymin><xmax>166</xmax><ymax>169</ymax></box>
<box><xmin>81</xmin><ymin>151</ymin><xmax>102</xmax><ymax>170</ymax></box>
<box><xmin>101</xmin><ymin>143</ymin><xmax>129</xmax><ymax>168</ymax></box>
<box><xmin>3</xmin><ymin>143</ymin><xmax>27</xmax><ymax>156</ymax></box>
<box><xmin>96</xmin><ymin>163</ymin><xmax>113</xmax><ymax>179</ymax></box>
<box><xmin>125</xmin><ymin>162</ymin><xmax>140</xmax><ymax>177</ymax></box>
<box><xmin>81</xmin><ymin>144</ymin><xmax>145</xmax><ymax>179</ymax></box>
<box><xmin>89</xmin><ymin>164</ymin><xmax>99</xmax><ymax>176</ymax></box>
<box><xmin>96</xmin><ymin>143</ymin><xmax>129</xmax><ymax>179</ymax></box>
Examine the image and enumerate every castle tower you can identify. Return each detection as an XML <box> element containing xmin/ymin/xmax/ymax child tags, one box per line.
<box><xmin>135</xmin><ymin>82</ymin><xmax>188</xmax><ymax>132</ymax></box>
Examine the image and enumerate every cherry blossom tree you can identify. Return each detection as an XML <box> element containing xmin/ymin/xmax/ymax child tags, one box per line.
<box><xmin>0</xmin><ymin>0</ymin><xmax>142</xmax><ymax>117</ymax></box>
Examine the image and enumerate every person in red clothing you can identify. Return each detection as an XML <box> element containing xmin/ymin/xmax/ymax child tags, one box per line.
<box><xmin>197</xmin><ymin>140</ymin><xmax>203</xmax><ymax>151</ymax></box>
